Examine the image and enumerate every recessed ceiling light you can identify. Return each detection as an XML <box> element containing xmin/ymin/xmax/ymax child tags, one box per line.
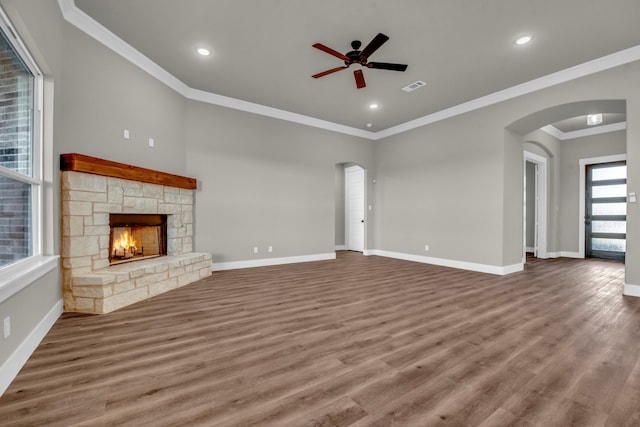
<box><xmin>587</xmin><ymin>114</ymin><xmax>603</xmax><ymax>126</ymax></box>
<box><xmin>369</xmin><ymin>103</ymin><xmax>379</xmax><ymax>110</ymax></box>
<box><xmin>196</xmin><ymin>47</ymin><xmax>211</xmax><ymax>56</ymax></box>
<box><xmin>515</xmin><ymin>35</ymin><xmax>533</xmax><ymax>46</ymax></box>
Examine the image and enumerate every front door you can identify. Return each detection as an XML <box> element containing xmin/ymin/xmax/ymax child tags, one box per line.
<box><xmin>585</xmin><ymin>161</ymin><xmax>627</xmax><ymax>260</ymax></box>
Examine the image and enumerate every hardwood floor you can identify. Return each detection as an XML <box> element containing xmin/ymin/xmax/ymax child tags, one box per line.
<box><xmin>1</xmin><ymin>252</ymin><xmax>639</xmax><ymax>426</ymax></box>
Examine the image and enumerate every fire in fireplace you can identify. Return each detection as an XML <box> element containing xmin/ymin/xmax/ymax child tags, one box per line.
<box><xmin>109</xmin><ymin>214</ymin><xmax>168</xmax><ymax>265</ymax></box>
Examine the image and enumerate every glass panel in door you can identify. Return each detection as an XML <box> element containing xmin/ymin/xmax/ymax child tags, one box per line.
<box><xmin>585</xmin><ymin>161</ymin><xmax>626</xmax><ymax>261</ymax></box>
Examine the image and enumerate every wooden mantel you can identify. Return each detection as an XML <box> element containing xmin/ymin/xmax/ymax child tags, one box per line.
<box><xmin>60</xmin><ymin>153</ymin><xmax>197</xmax><ymax>190</ymax></box>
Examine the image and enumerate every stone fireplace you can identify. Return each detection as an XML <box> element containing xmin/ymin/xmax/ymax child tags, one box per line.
<box><xmin>60</xmin><ymin>153</ymin><xmax>212</xmax><ymax>314</ymax></box>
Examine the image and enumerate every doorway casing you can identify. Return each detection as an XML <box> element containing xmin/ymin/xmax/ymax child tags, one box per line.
<box><xmin>524</xmin><ymin>151</ymin><xmax>548</xmax><ymax>260</ymax></box>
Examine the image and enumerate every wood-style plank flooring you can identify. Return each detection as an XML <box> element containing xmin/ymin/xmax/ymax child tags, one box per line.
<box><xmin>1</xmin><ymin>252</ymin><xmax>639</xmax><ymax>426</ymax></box>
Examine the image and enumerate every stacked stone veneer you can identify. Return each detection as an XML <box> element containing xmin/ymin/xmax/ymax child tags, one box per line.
<box><xmin>61</xmin><ymin>170</ymin><xmax>211</xmax><ymax>314</ymax></box>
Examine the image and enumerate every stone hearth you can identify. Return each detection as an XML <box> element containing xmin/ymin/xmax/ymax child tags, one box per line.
<box><xmin>60</xmin><ymin>154</ymin><xmax>212</xmax><ymax>314</ymax></box>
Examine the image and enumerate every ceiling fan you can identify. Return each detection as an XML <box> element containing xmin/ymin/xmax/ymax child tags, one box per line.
<box><xmin>312</xmin><ymin>33</ymin><xmax>408</xmax><ymax>89</ymax></box>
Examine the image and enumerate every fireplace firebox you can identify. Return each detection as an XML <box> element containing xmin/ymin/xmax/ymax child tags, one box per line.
<box><xmin>109</xmin><ymin>214</ymin><xmax>168</xmax><ymax>265</ymax></box>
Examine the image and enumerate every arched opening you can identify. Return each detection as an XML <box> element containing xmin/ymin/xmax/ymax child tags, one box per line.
<box><xmin>506</xmin><ymin>99</ymin><xmax>627</xmax><ymax>268</ymax></box>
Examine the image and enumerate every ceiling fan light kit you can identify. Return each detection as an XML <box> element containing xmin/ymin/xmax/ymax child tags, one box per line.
<box><xmin>312</xmin><ymin>33</ymin><xmax>408</xmax><ymax>89</ymax></box>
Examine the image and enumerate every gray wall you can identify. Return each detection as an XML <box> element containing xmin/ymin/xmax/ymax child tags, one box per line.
<box><xmin>0</xmin><ymin>269</ymin><xmax>60</xmax><ymax>364</ymax></box>
<box><xmin>185</xmin><ymin>101</ymin><xmax>373</xmax><ymax>263</ymax></box>
<box><xmin>373</xmin><ymin>63</ymin><xmax>640</xmax><ymax>274</ymax></box>
<box><xmin>375</xmin><ymin>110</ymin><xmax>512</xmax><ymax>267</ymax></box>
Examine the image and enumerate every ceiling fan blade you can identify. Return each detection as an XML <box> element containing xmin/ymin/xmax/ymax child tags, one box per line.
<box><xmin>312</xmin><ymin>66</ymin><xmax>348</xmax><ymax>79</ymax></box>
<box><xmin>354</xmin><ymin>69</ymin><xmax>366</xmax><ymax>89</ymax></box>
<box><xmin>312</xmin><ymin>43</ymin><xmax>349</xmax><ymax>61</ymax></box>
<box><xmin>368</xmin><ymin>62</ymin><xmax>408</xmax><ymax>72</ymax></box>
<box><xmin>360</xmin><ymin>33</ymin><xmax>389</xmax><ymax>60</ymax></box>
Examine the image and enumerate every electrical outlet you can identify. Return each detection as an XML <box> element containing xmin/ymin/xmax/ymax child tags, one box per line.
<box><xmin>424</xmin><ymin>244</ymin><xmax>429</xmax><ymax>251</ymax></box>
<box><xmin>268</xmin><ymin>246</ymin><xmax>273</xmax><ymax>253</ymax></box>
<box><xmin>148</xmin><ymin>138</ymin><xmax>154</xmax><ymax>147</ymax></box>
<box><xmin>3</xmin><ymin>317</ymin><xmax>10</xmax><ymax>339</ymax></box>
<box><xmin>123</xmin><ymin>129</ymin><xmax>130</xmax><ymax>139</ymax></box>
<box><xmin>253</xmin><ymin>246</ymin><xmax>258</xmax><ymax>254</ymax></box>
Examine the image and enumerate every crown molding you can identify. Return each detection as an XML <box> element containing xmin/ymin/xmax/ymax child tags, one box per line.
<box><xmin>59</xmin><ymin>1</ymin><xmax>640</xmax><ymax>141</ymax></box>
<box><xmin>540</xmin><ymin>125</ymin><xmax>565</xmax><ymax>140</ymax></box>
<box><xmin>185</xmin><ymin>88</ymin><xmax>375</xmax><ymax>139</ymax></box>
<box><xmin>541</xmin><ymin>121</ymin><xmax>627</xmax><ymax>140</ymax></box>
<box><xmin>57</xmin><ymin>0</ymin><xmax>189</xmax><ymax>95</ymax></box>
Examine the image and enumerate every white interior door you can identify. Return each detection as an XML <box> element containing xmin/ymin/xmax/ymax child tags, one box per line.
<box><xmin>345</xmin><ymin>165</ymin><xmax>364</xmax><ymax>252</ymax></box>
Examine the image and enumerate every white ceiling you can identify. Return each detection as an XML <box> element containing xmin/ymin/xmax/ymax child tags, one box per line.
<box><xmin>71</xmin><ymin>0</ymin><xmax>640</xmax><ymax>135</ymax></box>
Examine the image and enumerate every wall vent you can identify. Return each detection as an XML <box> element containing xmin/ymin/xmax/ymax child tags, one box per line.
<box><xmin>402</xmin><ymin>80</ymin><xmax>426</xmax><ymax>92</ymax></box>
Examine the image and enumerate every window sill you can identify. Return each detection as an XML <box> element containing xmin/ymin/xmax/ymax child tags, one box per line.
<box><xmin>0</xmin><ymin>256</ymin><xmax>59</xmax><ymax>304</ymax></box>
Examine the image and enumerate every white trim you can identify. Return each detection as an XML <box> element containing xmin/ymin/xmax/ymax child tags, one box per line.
<box><xmin>57</xmin><ymin>0</ymin><xmax>189</xmax><ymax>96</ymax></box>
<box><xmin>561</xmin><ymin>122</ymin><xmax>626</xmax><ymax>140</ymax></box>
<box><xmin>187</xmin><ymin>89</ymin><xmax>374</xmax><ymax>139</ymax></box>
<box><xmin>212</xmin><ymin>253</ymin><xmax>336</xmax><ymax>271</ymax></box>
<box><xmin>367</xmin><ymin>250</ymin><xmax>523</xmax><ymax>276</ymax></box>
<box><xmin>374</xmin><ymin>46</ymin><xmax>640</xmax><ymax>139</ymax></box>
<box><xmin>524</xmin><ymin>151</ymin><xmax>548</xmax><ymax>260</ymax></box>
<box><xmin>335</xmin><ymin>245</ymin><xmax>346</xmax><ymax>251</ymax></box>
<box><xmin>0</xmin><ymin>165</ymin><xmax>41</xmax><ymax>185</ymax></box>
<box><xmin>57</xmin><ymin>1</ymin><xmax>373</xmax><ymax>140</ymax></box>
<box><xmin>578</xmin><ymin>154</ymin><xmax>627</xmax><ymax>259</ymax></box>
<box><xmin>0</xmin><ymin>5</ymin><xmax>46</xmax><ymax>273</ymax></box>
<box><xmin>0</xmin><ymin>299</ymin><xmax>63</xmax><ymax>397</ymax></box>
<box><xmin>0</xmin><ymin>256</ymin><xmax>59</xmax><ymax>304</ymax></box>
<box><xmin>559</xmin><ymin>251</ymin><xmax>582</xmax><ymax>258</ymax></box>
<box><xmin>541</xmin><ymin>122</ymin><xmax>627</xmax><ymax>140</ymax></box>
<box><xmin>547</xmin><ymin>251</ymin><xmax>582</xmax><ymax>258</ymax></box>
<box><xmin>540</xmin><ymin>125</ymin><xmax>565</xmax><ymax>140</ymax></box>
<box><xmin>58</xmin><ymin>1</ymin><xmax>640</xmax><ymax>140</ymax></box>
<box><xmin>623</xmin><ymin>283</ymin><xmax>640</xmax><ymax>298</ymax></box>
<box><xmin>526</xmin><ymin>246</ymin><xmax>535</xmax><ymax>253</ymax></box>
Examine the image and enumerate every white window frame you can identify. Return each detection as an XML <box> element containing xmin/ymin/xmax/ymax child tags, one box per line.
<box><xmin>0</xmin><ymin>6</ymin><xmax>56</xmax><ymax>303</ymax></box>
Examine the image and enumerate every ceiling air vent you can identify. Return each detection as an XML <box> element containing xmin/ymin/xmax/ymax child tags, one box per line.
<box><xmin>402</xmin><ymin>80</ymin><xmax>426</xmax><ymax>92</ymax></box>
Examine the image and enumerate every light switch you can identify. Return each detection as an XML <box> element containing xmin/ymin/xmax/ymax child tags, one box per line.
<box><xmin>629</xmin><ymin>192</ymin><xmax>637</xmax><ymax>203</ymax></box>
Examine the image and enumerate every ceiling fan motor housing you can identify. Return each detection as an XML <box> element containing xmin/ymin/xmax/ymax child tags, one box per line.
<box><xmin>346</xmin><ymin>48</ymin><xmax>364</xmax><ymax>66</ymax></box>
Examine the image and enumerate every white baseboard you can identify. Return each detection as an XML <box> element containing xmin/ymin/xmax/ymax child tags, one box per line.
<box><xmin>543</xmin><ymin>251</ymin><xmax>582</xmax><ymax>259</ymax></box>
<box><xmin>624</xmin><ymin>283</ymin><xmax>640</xmax><ymax>297</ymax></box>
<box><xmin>0</xmin><ymin>299</ymin><xmax>63</xmax><ymax>397</ymax></box>
<box><xmin>526</xmin><ymin>246</ymin><xmax>535</xmax><ymax>253</ymax></box>
<box><xmin>212</xmin><ymin>252</ymin><xmax>336</xmax><ymax>271</ymax></box>
<box><xmin>366</xmin><ymin>250</ymin><xmax>523</xmax><ymax>276</ymax></box>
<box><xmin>335</xmin><ymin>245</ymin><xmax>346</xmax><ymax>251</ymax></box>
<box><xmin>560</xmin><ymin>251</ymin><xmax>582</xmax><ymax>258</ymax></box>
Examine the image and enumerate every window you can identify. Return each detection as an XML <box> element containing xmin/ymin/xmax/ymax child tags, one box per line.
<box><xmin>0</xmin><ymin>9</ymin><xmax>43</xmax><ymax>271</ymax></box>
